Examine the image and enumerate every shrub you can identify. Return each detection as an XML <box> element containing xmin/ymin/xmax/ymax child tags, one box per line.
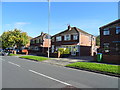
<box><xmin>58</xmin><ymin>48</ymin><xmax>70</xmax><ymax>54</ymax></box>
<box><xmin>58</xmin><ymin>48</ymin><xmax>64</xmax><ymax>54</ymax></box>
<box><xmin>64</xmin><ymin>48</ymin><xmax>70</xmax><ymax>54</ymax></box>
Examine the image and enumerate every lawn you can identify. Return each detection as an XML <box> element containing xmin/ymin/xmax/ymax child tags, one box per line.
<box><xmin>8</xmin><ymin>53</ymin><xmax>21</xmax><ymax>56</ymax></box>
<box><xmin>66</xmin><ymin>62</ymin><xmax>120</xmax><ymax>75</ymax></box>
<box><xmin>19</xmin><ymin>55</ymin><xmax>49</xmax><ymax>61</ymax></box>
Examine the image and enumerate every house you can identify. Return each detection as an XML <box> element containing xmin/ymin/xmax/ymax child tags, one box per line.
<box><xmin>29</xmin><ymin>32</ymin><xmax>51</xmax><ymax>55</ymax></box>
<box><xmin>51</xmin><ymin>25</ymin><xmax>96</xmax><ymax>56</ymax></box>
<box><xmin>99</xmin><ymin>19</ymin><xmax>120</xmax><ymax>64</ymax></box>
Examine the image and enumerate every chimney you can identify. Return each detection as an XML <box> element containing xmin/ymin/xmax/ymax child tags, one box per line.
<box><xmin>68</xmin><ymin>25</ymin><xmax>71</xmax><ymax>31</ymax></box>
<box><xmin>41</xmin><ymin>32</ymin><xmax>44</xmax><ymax>35</ymax></box>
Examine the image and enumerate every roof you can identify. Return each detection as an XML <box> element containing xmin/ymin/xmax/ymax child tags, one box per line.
<box><xmin>31</xmin><ymin>33</ymin><xmax>50</xmax><ymax>40</ymax></box>
<box><xmin>52</xmin><ymin>26</ymin><xmax>93</xmax><ymax>37</ymax></box>
<box><xmin>100</xmin><ymin>19</ymin><xmax>120</xmax><ymax>29</ymax></box>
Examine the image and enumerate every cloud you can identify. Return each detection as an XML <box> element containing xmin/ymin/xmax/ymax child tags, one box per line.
<box><xmin>14</xmin><ymin>22</ymin><xmax>30</xmax><ymax>28</ymax></box>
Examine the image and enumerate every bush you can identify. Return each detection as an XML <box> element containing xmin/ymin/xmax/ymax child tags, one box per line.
<box><xmin>64</xmin><ymin>48</ymin><xmax>70</xmax><ymax>54</ymax></box>
<box><xmin>58</xmin><ymin>48</ymin><xmax>64</xmax><ymax>54</ymax></box>
<box><xmin>58</xmin><ymin>48</ymin><xmax>70</xmax><ymax>54</ymax></box>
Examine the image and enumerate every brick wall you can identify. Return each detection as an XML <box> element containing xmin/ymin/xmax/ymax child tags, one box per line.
<box><xmin>80</xmin><ymin>33</ymin><xmax>91</xmax><ymax>46</ymax></box>
<box><xmin>102</xmin><ymin>55</ymin><xmax>120</xmax><ymax>64</ymax></box>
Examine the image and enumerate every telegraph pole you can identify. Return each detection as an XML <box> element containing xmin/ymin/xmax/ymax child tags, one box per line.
<box><xmin>48</xmin><ymin>0</ymin><xmax>50</xmax><ymax>58</ymax></box>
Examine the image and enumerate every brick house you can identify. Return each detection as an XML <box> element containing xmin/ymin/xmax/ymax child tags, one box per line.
<box><xmin>99</xmin><ymin>19</ymin><xmax>120</xmax><ymax>64</ymax></box>
<box><xmin>29</xmin><ymin>32</ymin><xmax>51</xmax><ymax>55</ymax></box>
<box><xmin>51</xmin><ymin>25</ymin><xmax>96</xmax><ymax>56</ymax></box>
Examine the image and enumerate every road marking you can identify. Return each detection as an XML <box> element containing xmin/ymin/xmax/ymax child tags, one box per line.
<box><xmin>29</xmin><ymin>69</ymin><xmax>71</xmax><ymax>86</ymax></box>
<box><xmin>8</xmin><ymin>61</ymin><xmax>21</xmax><ymax>67</ymax></box>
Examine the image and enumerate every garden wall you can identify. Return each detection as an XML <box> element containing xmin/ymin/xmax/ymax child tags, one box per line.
<box><xmin>102</xmin><ymin>55</ymin><xmax>120</xmax><ymax>64</ymax></box>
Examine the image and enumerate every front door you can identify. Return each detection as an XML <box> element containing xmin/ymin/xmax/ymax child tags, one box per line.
<box><xmin>71</xmin><ymin>46</ymin><xmax>76</xmax><ymax>56</ymax></box>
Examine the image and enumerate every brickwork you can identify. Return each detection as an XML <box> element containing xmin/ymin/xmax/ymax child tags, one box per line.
<box><xmin>51</xmin><ymin>26</ymin><xmax>96</xmax><ymax>56</ymax></box>
<box><xmin>100</xmin><ymin>19</ymin><xmax>120</xmax><ymax>64</ymax></box>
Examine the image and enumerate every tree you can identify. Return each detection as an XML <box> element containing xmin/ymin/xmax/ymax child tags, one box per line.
<box><xmin>1</xmin><ymin>29</ymin><xmax>29</xmax><ymax>49</ymax></box>
<box><xmin>96</xmin><ymin>35</ymin><xmax>100</xmax><ymax>46</ymax></box>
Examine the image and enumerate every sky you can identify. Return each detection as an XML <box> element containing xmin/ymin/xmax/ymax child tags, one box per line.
<box><xmin>1</xmin><ymin>2</ymin><xmax>118</xmax><ymax>37</ymax></box>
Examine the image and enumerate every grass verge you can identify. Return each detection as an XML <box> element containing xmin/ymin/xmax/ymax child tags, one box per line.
<box><xmin>66</xmin><ymin>62</ymin><xmax>120</xmax><ymax>75</ymax></box>
<box><xmin>8</xmin><ymin>53</ymin><xmax>21</xmax><ymax>56</ymax></box>
<box><xmin>19</xmin><ymin>55</ymin><xmax>49</xmax><ymax>61</ymax></box>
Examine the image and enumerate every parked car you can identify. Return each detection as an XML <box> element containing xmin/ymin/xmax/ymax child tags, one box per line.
<box><xmin>2</xmin><ymin>51</ymin><xmax>9</xmax><ymax>56</ymax></box>
<box><xmin>18</xmin><ymin>47</ymin><xmax>28</xmax><ymax>54</ymax></box>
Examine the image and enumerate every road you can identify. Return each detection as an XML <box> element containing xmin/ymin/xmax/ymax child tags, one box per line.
<box><xmin>1</xmin><ymin>56</ymin><xmax>119</xmax><ymax>89</ymax></box>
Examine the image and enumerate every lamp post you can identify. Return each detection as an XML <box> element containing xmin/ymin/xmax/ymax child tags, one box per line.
<box><xmin>48</xmin><ymin>0</ymin><xmax>50</xmax><ymax>58</ymax></box>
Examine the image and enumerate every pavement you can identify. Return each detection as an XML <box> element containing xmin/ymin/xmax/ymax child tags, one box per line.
<box><xmin>1</xmin><ymin>56</ymin><xmax>119</xmax><ymax>89</ymax></box>
<box><xmin>16</xmin><ymin>55</ymin><xmax>94</xmax><ymax>66</ymax></box>
<box><xmin>42</xmin><ymin>56</ymin><xmax>94</xmax><ymax>66</ymax></box>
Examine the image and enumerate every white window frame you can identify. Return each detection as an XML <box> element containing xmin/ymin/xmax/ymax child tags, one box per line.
<box><xmin>116</xmin><ymin>27</ymin><xmax>120</xmax><ymax>34</ymax></box>
<box><xmin>103</xmin><ymin>43</ymin><xmax>110</xmax><ymax>52</ymax></box>
<box><xmin>56</xmin><ymin>36</ymin><xmax>62</xmax><ymax>41</ymax></box>
<box><xmin>103</xmin><ymin>28</ymin><xmax>110</xmax><ymax>35</ymax></box>
<box><xmin>64</xmin><ymin>34</ymin><xmax>71</xmax><ymax>41</ymax></box>
<box><xmin>36</xmin><ymin>39</ymin><xmax>39</xmax><ymax>43</ymax></box>
<box><xmin>73</xmin><ymin>34</ymin><xmax>78</xmax><ymax>40</ymax></box>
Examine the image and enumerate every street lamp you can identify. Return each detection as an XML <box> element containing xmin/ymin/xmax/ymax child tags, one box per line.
<box><xmin>47</xmin><ymin>0</ymin><xmax>50</xmax><ymax>58</ymax></box>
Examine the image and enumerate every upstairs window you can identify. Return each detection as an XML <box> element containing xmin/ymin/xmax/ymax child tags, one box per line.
<box><xmin>56</xmin><ymin>36</ymin><xmax>61</xmax><ymax>41</ymax></box>
<box><xmin>116</xmin><ymin>27</ymin><xmax>120</xmax><ymax>34</ymax></box>
<box><xmin>36</xmin><ymin>39</ymin><xmax>39</xmax><ymax>43</ymax></box>
<box><xmin>103</xmin><ymin>28</ymin><xmax>110</xmax><ymax>35</ymax></box>
<box><xmin>52</xmin><ymin>37</ymin><xmax>55</xmax><ymax>42</ymax></box>
<box><xmin>39</xmin><ymin>39</ymin><xmax>42</xmax><ymax>43</ymax></box>
<box><xmin>31</xmin><ymin>40</ymin><xmax>34</xmax><ymax>44</ymax></box>
<box><xmin>64</xmin><ymin>35</ymin><xmax>71</xmax><ymax>41</ymax></box>
<box><xmin>73</xmin><ymin>34</ymin><xmax>78</xmax><ymax>40</ymax></box>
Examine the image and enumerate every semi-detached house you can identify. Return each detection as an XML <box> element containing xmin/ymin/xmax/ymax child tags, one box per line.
<box><xmin>29</xmin><ymin>32</ymin><xmax>51</xmax><ymax>55</ymax></box>
<box><xmin>51</xmin><ymin>25</ymin><xmax>96</xmax><ymax>56</ymax></box>
<box><xmin>99</xmin><ymin>19</ymin><xmax>120</xmax><ymax>64</ymax></box>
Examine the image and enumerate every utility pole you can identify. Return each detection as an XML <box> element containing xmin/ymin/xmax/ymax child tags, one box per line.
<box><xmin>48</xmin><ymin>0</ymin><xmax>50</xmax><ymax>58</ymax></box>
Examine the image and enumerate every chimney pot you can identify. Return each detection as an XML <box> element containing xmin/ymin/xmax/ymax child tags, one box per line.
<box><xmin>68</xmin><ymin>25</ymin><xmax>71</xmax><ymax>30</ymax></box>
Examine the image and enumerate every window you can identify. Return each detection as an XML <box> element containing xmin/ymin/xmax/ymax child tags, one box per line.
<box><xmin>92</xmin><ymin>37</ymin><xmax>95</xmax><ymax>41</ymax></box>
<box><xmin>31</xmin><ymin>40</ymin><xmax>34</xmax><ymax>44</ymax></box>
<box><xmin>103</xmin><ymin>28</ymin><xmax>110</xmax><ymax>35</ymax></box>
<box><xmin>36</xmin><ymin>39</ymin><xmax>39</xmax><ymax>43</ymax></box>
<box><xmin>115</xmin><ymin>43</ymin><xmax>120</xmax><ymax>51</ymax></box>
<box><xmin>52</xmin><ymin>37</ymin><xmax>55</xmax><ymax>42</ymax></box>
<box><xmin>116</xmin><ymin>27</ymin><xmax>120</xmax><ymax>34</ymax></box>
<box><xmin>45</xmin><ymin>35</ymin><xmax>51</xmax><ymax>39</ymax></box>
<box><xmin>103</xmin><ymin>43</ymin><xmax>110</xmax><ymax>52</ymax></box>
<box><xmin>52</xmin><ymin>45</ymin><xmax>54</xmax><ymax>53</ymax></box>
<box><xmin>39</xmin><ymin>39</ymin><xmax>42</xmax><ymax>43</ymax></box>
<box><xmin>64</xmin><ymin>35</ymin><xmax>71</xmax><ymax>41</ymax></box>
<box><xmin>56</xmin><ymin>36</ymin><xmax>61</xmax><ymax>41</ymax></box>
<box><xmin>35</xmin><ymin>46</ymin><xmax>39</xmax><ymax>51</ymax></box>
<box><xmin>73</xmin><ymin>34</ymin><xmax>78</xmax><ymax>40</ymax></box>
